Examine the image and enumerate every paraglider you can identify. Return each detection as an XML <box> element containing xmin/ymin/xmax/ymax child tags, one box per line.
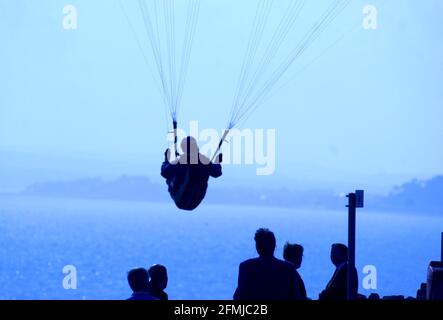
<box><xmin>161</xmin><ymin>137</ymin><xmax>222</xmax><ymax>211</ymax></box>
<box><xmin>120</xmin><ymin>0</ymin><xmax>351</xmax><ymax>211</ymax></box>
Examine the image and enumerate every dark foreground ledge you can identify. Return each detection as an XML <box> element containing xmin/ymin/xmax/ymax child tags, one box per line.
<box><xmin>1</xmin><ymin>300</ymin><xmax>442</xmax><ymax>319</ymax></box>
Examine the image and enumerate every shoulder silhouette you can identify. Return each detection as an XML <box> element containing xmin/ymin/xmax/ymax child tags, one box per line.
<box><xmin>234</xmin><ymin>228</ymin><xmax>299</xmax><ymax>300</ymax></box>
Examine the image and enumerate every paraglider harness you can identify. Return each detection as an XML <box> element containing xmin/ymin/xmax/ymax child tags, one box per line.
<box><xmin>164</xmin><ymin>122</ymin><xmax>225</xmax><ymax>211</ymax></box>
<box><xmin>166</xmin><ymin>163</ymin><xmax>206</xmax><ymax>211</ymax></box>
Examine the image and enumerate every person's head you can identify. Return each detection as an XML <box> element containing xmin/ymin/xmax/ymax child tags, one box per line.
<box><xmin>127</xmin><ymin>268</ymin><xmax>149</xmax><ymax>293</ymax></box>
<box><xmin>283</xmin><ymin>243</ymin><xmax>304</xmax><ymax>269</ymax></box>
<box><xmin>181</xmin><ymin>136</ymin><xmax>199</xmax><ymax>155</ymax></box>
<box><xmin>148</xmin><ymin>264</ymin><xmax>168</xmax><ymax>290</ymax></box>
<box><xmin>330</xmin><ymin>243</ymin><xmax>348</xmax><ymax>267</ymax></box>
<box><xmin>255</xmin><ymin>228</ymin><xmax>276</xmax><ymax>258</ymax></box>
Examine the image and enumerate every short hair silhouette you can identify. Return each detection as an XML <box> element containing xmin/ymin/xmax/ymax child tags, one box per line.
<box><xmin>127</xmin><ymin>268</ymin><xmax>149</xmax><ymax>292</ymax></box>
<box><xmin>149</xmin><ymin>264</ymin><xmax>168</xmax><ymax>290</ymax></box>
<box><xmin>283</xmin><ymin>243</ymin><xmax>304</xmax><ymax>268</ymax></box>
<box><xmin>255</xmin><ymin>228</ymin><xmax>276</xmax><ymax>257</ymax></box>
<box><xmin>331</xmin><ymin>243</ymin><xmax>348</xmax><ymax>266</ymax></box>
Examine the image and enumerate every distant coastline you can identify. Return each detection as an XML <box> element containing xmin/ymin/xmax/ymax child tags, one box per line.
<box><xmin>10</xmin><ymin>175</ymin><xmax>442</xmax><ymax>214</ymax></box>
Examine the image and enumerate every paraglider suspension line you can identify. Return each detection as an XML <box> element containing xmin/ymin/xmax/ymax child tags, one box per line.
<box><xmin>211</xmin><ymin>129</ymin><xmax>230</xmax><ymax>163</ymax></box>
<box><xmin>173</xmin><ymin>120</ymin><xmax>179</xmax><ymax>158</ymax></box>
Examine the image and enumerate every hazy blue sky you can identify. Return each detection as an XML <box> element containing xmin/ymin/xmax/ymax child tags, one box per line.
<box><xmin>1</xmin><ymin>0</ymin><xmax>442</xmax><ymax>194</ymax></box>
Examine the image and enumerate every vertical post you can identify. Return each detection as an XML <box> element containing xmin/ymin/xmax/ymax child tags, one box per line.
<box><xmin>347</xmin><ymin>193</ymin><xmax>356</xmax><ymax>300</ymax></box>
<box><xmin>441</xmin><ymin>232</ymin><xmax>443</xmax><ymax>262</ymax></box>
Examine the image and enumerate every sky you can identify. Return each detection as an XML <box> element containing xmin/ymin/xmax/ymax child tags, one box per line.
<box><xmin>1</xmin><ymin>0</ymin><xmax>442</xmax><ymax>194</ymax></box>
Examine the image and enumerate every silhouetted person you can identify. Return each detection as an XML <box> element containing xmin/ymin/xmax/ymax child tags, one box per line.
<box><xmin>319</xmin><ymin>243</ymin><xmax>358</xmax><ymax>301</ymax></box>
<box><xmin>148</xmin><ymin>264</ymin><xmax>168</xmax><ymax>300</ymax></box>
<box><xmin>127</xmin><ymin>268</ymin><xmax>157</xmax><ymax>300</ymax></box>
<box><xmin>283</xmin><ymin>243</ymin><xmax>307</xmax><ymax>300</ymax></box>
<box><xmin>234</xmin><ymin>228</ymin><xmax>298</xmax><ymax>300</ymax></box>
<box><xmin>161</xmin><ymin>136</ymin><xmax>222</xmax><ymax>211</ymax></box>
<box><xmin>368</xmin><ymin>293</ymin><xmax>380</xmax><ymax>300</ymax></box>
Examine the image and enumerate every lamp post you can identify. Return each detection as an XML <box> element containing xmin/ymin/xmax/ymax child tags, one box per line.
<box><xmin>441</xmin><ymin>232</ymin><xmax>443</xmax><ymax>262</ymax></box>
<box><xmin>346</xmin><ymin>190</ymin><xmax>364</xmax><ymax>300</ymax></box>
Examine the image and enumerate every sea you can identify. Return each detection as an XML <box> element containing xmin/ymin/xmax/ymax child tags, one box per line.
<box><xmin>0</xmin><ymin>195</ymin><xmax>441</xmax><ymax>300</ymax></box>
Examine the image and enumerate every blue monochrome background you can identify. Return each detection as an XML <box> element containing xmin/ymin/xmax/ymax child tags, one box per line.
<box><xmin>0</xmin><ymin>0</ymin><xmax>442</xmax><ymax>300</ymax></box>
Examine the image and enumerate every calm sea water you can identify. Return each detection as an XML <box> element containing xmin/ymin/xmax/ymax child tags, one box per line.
<box><xmin>0</xmin><ymin>195</ymin><xmax>441</xmax><ymax>300</ymax></box>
